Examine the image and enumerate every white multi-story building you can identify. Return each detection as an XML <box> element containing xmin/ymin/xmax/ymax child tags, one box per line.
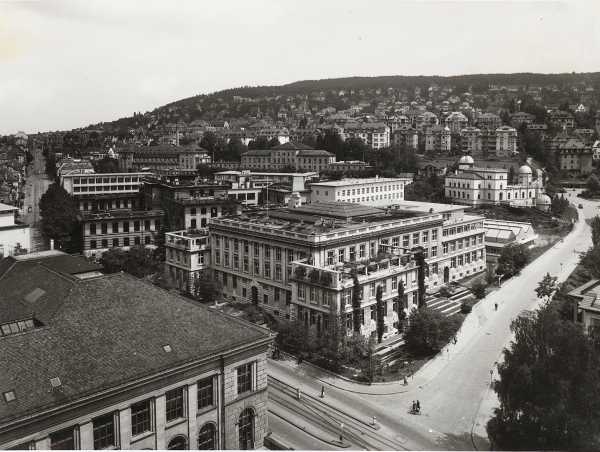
<box><xmin>341</xmin><ymin>123</ymin><xmax>391</xmax><ymax>149</ymax></box>
<box><xmin>309</xmin><ymin>176</ymin><xmax>412</xmax><ymax>207</ymax></box>
<box><xmin>209</xmin><ymin>201</ymin><xmax>486</xmax><ymax>340</ymax></box>
<box><xmin>0</xmin><ymin>203</ymin><xmax>30</xmax><ymax>257</ymax></box>
<box><xmin>424</xmin><ymin>126</ymin><xmax>451</xmax><ymax>152</ymax></box>
<box><xmin>61</xmin><ymin>172</ymin><xmax>151</xmax><ymax>197</ymax></box>
<box><xmin>165</xmin><ymin>229</ymin><xmax>210</xmax><ymax>293</ymax></box>
<box><xmin>444</xmin><ymin>112</ymin><xmax>469</xmax><ymax>134</ymax></box>
<box><xmin>241</xmin><ymin>142</ymin><xmax>335</xmax><ymax>172</ymax></box>
<box><xmin>444</xmin><ymin>156</ymin><xmax>549</xmax><ymax>209</ymax></box>
<box><xmin>495</xmin><ymin>126</ymin><xmax>518</xmax><ymax>157</ymax></box>
<box><xmin>460</xmin><ymin>127</ymin><xmax>483</xmax><ymax>154</ymax></box>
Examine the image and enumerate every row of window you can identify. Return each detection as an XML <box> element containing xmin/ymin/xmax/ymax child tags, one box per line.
<box><xmin>87</xmin><ymin>220</ymin><xmax>157</xmax><ymax>235</ymax></box>
<box><xmin>73</xmin><ymin>185</ymin><xmax>138</xmax><ymax>193</ymax></box>
<box><xmin>442</xmin><ymin>224</ymin><xmax>483</xmax><ymax>237</ymax></box>
<box><xmin>89</xmin><ymin>236</ymin><xmax>152</xmax><ymax>249</ymax></box>
<box><xmin>441</xmin><ymin>235</ymin><xmax>483</xmax><ymax>253</ymax></box>
<box><xmin>45</xmin><ymin>364</ymin><xmax>255</xmax><ymax>450</ymax></box>
<box><xmin>72</xmin><ymin>177</ymin><xmax>141</xmax><ymax>184</ymax></box>
<box><xmin>214</xmin><ymin>237</ymin><xmax>300</xmax><ymax>263</ymax></box>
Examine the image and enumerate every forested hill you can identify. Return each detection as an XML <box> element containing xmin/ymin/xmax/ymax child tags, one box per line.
<box><xmin>98</xmin><ymin>72</ymin><xmax>600</xmax><ymax>132</ymax></box>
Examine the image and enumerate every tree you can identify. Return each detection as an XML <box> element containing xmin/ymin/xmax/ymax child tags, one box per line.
<box><xmin>100</xmin><ymin>245</ymin><xmax>161</xmax><ymax>278</ymax></box>
<box><xmin>487</xmin><ymin>305</ymin><xmax>600</xmax><ymax>450</ymax></box>
<box><xmin>267</xmin><ymin>137</ymin><xmax>280</xmax><ymax>148</ymax></box>
<box><xmin>100</xmin><ymin>247</ymin><xmax>128</xmax><ymax>273</ymax></box>
<box><xmin>404</xmin><ymin>307</ymin><xmax>461</xmax><ymax>355</ymax></box>
<box><xmin>221</xmin><ymin>137</ymin><xmax>247</xmax><ymax>161</ymax></box>
<box><xmin>376</xmin><ymin>285</ymin><xmax>384</xmax><ymax>343</ymax></box>
<box><xmin>45</xmin><ymin>152</ymin><xmax>57</xmax><ymax>180</ymax></box>
<box><xmin>39</xmin><ymin>183</ymin><xmax>80</xmax><ymax>252</ymax></box>
<box><xmin>471</xmin><ymin>281</ymin><xmax>487</xmax><ymax>299</ymax></box>
<box><xmin>496</xmin><ymin>244</ymin><xmax>530</xmax><ymax>278</ymax></box>
<box><xmin>591</xmin><ymin>216</ymin><xmax>600</xmax><ymax>248</ymax></box>
<box><xmin>352</xmin><ymin>274</ymin><xmax>362</xmax><ymax>334</ymax></box>
<box><xmin>588</xmin><ymin>174</ymin><xmax>600</xmax><ymax>194</ymax></box>
<box><xmin>580</xmin><ymin>245</ymin><xmax>600</xmax><ymax>278</ymax></box>
<box><xmin>193</xmin><ymin>271</ymin><xmax>223</xmax><ymax>304</ymax></box>
<box><xmin>125</xmin><ymin>245</ymin><xmax>161</xmax><ymax>278</ymax></box>
<box><xmin>93</xmin><ymin>157</ymin><xmax>119</xmax><ymax>173</ymax></box>
<box><xmin>247</xmin><ymin>136</ymin><xmax>269</xmax><ymax>150</ymax></box>
<box><xmin>396</xmin><ymin>280</ymin><xmax>406</xmax><ymax>334</ymax></box>
<box><xmin>535</xmin><ymin>273</ymin><xmax>558</xmax><ymax>301</ymax></box>
<box><xmin>199</xmin><ymin>131</ymin><xmax>218</xmax><ymax>153</ymax></box>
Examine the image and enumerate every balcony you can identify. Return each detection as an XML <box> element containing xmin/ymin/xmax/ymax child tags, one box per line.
<box><xmin>291</xmin><ymin>252</ymin><xmax>416</xmax><ymax>291</ymax></box>
<box><xmin>166</xmin><ymin>229</ymin><xmax>209</xmax><ymax>251</ymax></box>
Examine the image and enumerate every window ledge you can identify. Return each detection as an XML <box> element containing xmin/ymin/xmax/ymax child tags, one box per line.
<box><xmin>130</xmin><ymin>430</ymin><xmax>155</xmax><ymax>444</ymax></box>
<box><xmin>197</xmin><ymin>405</ymin><xmax>217</xmax><ymax>417</ymax></box>
<box><xmin>165</xmin><ymin>417</ymin><xmax>188</xmax><ymax>429</ymax></box>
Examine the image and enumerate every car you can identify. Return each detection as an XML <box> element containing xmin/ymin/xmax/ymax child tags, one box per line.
<box><xmin>578</xmin><ymin>204</ymin><xmax>583</xmax><ymax>209</ymax></box>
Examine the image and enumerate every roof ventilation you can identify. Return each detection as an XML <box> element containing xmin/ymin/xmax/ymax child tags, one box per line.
<box><xmin>3</xmin><ymin>390</ymin><xmax>16</xmax><ymax>402</ymax></box>
<box><xmin>50</xmin><ymin>377</ymin><xmax>62</xmax><ymax>389</ymax></box>
<box><xmin>24</xmin><ymin>288</ymin><xmax>46</xmax><ymax>304</ymax></box>
<box><xmin>163</xmin><ymin>345</ymin><xmax>172</xmax><ymax>353</ymax></box>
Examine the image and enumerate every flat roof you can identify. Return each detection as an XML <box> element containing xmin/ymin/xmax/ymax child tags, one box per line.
<box><xmin>215</xmin><ymin>171</ymin><xmax>317</xmax><ymax>177</ymax></box>
<box><xmin>389</xmin><ymin>200</ymin><xmax>467</xmax><ymax>214</ymax></box>
<box><xmin>311</xmin><ymin>177</ymin><xmax>412</xmax><ymax>187</ymax></box>
<box><xmin>0</xmin><ymin>203</ymin><xmax>18</xmax><ymax>213</ymax></box>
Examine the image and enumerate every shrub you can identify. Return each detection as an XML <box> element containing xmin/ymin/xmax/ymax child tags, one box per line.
<box><xmin>461</xmin><ymin>302</ymin><xmax>472</xmax><ymax>314</ymax></box>
<box><xmin>472</xmin><ymin>282</ymin><xmax>487</xmax><ymax>299</ymax></box>
<box><xmin>439</xmin><ymin>286</ymin><xmax>451</xmax><ymax>298</ymax></box>
<box><xmin>405</xmin><ymin>307</ymin><xmax>462</xmax><ymax>355</ymax></box>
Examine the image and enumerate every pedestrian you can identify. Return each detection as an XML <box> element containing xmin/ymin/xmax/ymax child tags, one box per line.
<box><xmin>297</xmin><ymin>387</ymin><xmax>301</xmax><ymax>400</ymax></box>
<box><xmin>321</xmin><ymin>385</ymin><xmax>325</xmax><ymax>398</ymax></box>
<box><xmin>403</xmin><ymin>376</ymin><xmax>408</xmax><ymax>386</ymax></box>
<box><xmin>494</xmin><ymin>302</ymin><xmax>498</xmax><ymax>311</ymax></box>
<box><xmin>453</xmin><ymin>335</ymin><xmax>457</xmax><ymax>345</ymax></box>
<box><xmin>297</xmin><ymin>354</ymin><xmax>303</xmax><ymax>365</ymax></box>
<box><xmin>416</xmin><ymin>400</ymin><xmax>421</xmax><ymax>413</ymax></box>
<box><xmin>412</xmin><ymin>400</ymin><xmax>416</xmax><ymax>413</ymax></box>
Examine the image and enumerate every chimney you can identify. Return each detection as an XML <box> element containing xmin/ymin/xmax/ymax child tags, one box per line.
<box><xmin>50</xmin><ymin>239</ymin><xmax>54</xmax><ymax>250</ymax></box>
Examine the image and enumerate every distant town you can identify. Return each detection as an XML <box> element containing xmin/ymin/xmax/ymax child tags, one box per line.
<box><xmin>1</xmin><ymin>72</ymin><xmax>600</xmax><ymax>450</ymax></box>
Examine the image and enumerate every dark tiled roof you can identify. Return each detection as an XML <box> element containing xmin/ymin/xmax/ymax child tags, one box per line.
<box><xmin>242</xmin><ymin>149</ymin><xmax>272</xmax><ymax>157</ymax></box>
<box><xmin>297</xmin><ymin>149</ymin><xmax>334</xmax><ymax>157</ymax></box>
<box><xmin>11</xmin><ymin>254</ymin><xmax>103</xmax><ymax>276</ymax></box>
<box><xmin>0</xmin><ymin>265</ymin><xmax>270</xmax><ymax>424</ymax></box>
<box><xmin>271</xmin><ymin>141</ymin><xmax>314</xmax><ymax>151</ymax></box>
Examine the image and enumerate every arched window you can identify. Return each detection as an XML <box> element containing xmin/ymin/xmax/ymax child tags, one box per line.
<box><xmin>238</xmin><ymin>408</ymin><xmax>255</xmax><ymax>450</ymax></box>
<box><xmin>198</xmin><ymin>423</ymin><xmax>216</xmax><ymax>450</ymax></box>
<box><xmin>167</xmin><ymin>435</ymin><xmax>187</xmax><ymax>450</ymax></box>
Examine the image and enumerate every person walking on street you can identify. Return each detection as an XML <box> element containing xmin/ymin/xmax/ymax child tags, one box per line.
<box><xmin>494</xmin><ymin>302</ymin><xmax>498</xmax><ymax>311</ymax></box>
<box><xmin>320</xmin><ymin>385</ymin><xmax>325</xmax><ymax>398</ymax></box>
<box><xmin>416</xmin><ymin>400</ymin><xmax>421</xmax><ymax>413</ymax></box>
<box><xmin>403</xmin><ymin>376</ymin><xmax>408</xmax><ymax>386</ymax></box>
<box><xmin>412</xmin><ymin>400</ymin><xmax>416</xmax><ymax>413</ymax></box>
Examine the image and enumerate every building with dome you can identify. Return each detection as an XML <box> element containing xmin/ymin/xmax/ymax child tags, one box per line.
<box><xmin>444</xmin><ymin>157</ymin><xmax>548</xmax><ymax>209</ymax></box>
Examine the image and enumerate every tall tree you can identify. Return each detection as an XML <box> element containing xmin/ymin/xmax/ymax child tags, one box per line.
<box><xmin>199</xmin><ymin>131</ymin><xmax>218</xmax><ymax>153</ymax></box>
<box><xmin>487</xmin><ymin>305</ymin><xmax>600</xmax><ymax>450</ymax></box>
<box><xmin>535</xmin><ymin>273</ymin><xmax>558</xmax><ymax>301</ymax></box>
<box><xmin>404</xmin><ymin>307</ymin><xmax>461</xmax><ymax>355</ymax></box>
<box><xmin>591</xmin><ymin>216</ymin><xmax>600</xmax><ymax>248</ymax></box>
<box><xmin>352</xmin><ymin>274</ymin><xmax>362</xmax><ymax>334</ymax></box>
<box><xmin>396</xmin><ymin>280</ymin><xmax>406</xmax><ymax>334</ymax></box>
<box><xmin>376</xmin><ymin>285</ymin><xmax>384</xmax><ymax>343</ymax></box>
<box><xmin>39</xmin><ymin>183</ymin><xmax>80</xmax><ymax>252</ymax></box>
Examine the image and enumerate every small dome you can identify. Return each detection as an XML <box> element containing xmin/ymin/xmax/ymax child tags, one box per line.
<box><xmin>459</xmin><ymin>155</ymin><xmax>474</xmax><ymax>165</ymax></box>
<box><xmin>536</xmin><ymin>193</ymin><xmax>551</xmax><ymax>205</ymax></box>
<box><xmin>518</xmin><ymin>165</ymin><xmax>532</xmax><ymax>174</ymax></box>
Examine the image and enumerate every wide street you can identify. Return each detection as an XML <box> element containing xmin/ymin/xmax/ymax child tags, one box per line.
<box><xmin>22</xmin><ymin>146</ymin><xmax>50</xmax><ymax>251</ymax></box>
<box><xmin>268</xmin><ymin>192</ymin><xmax>598</xmax><ymax>450</ymax></box>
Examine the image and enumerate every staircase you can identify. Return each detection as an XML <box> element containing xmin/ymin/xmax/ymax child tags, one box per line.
<box><xmin>425</xmin><ymin>286</ymin><xmax>474</xmax><ymax>317</ymax></box>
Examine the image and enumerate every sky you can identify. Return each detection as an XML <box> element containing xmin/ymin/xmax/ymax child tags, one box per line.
<box><xmin>1</xmin><ymin>0</ymin><xmax>599</xmax><ymax>135</ymax></box>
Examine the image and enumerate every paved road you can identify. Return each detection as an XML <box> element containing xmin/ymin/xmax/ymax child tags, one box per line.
<box><xmin>22</xmin><ymin>147</ymin><xmax>50</xmax><ymax>251</ymax></box>
<box><xmin>268</xmin><ymin>192</ymin><xmax>598</xmax><ymax>450</ymax></box>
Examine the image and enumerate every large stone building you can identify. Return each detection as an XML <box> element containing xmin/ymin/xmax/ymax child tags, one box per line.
<box><xmin>0</xmin><ymin>251</ymin><xmax>272</xmax><ymax>450</ymax></box>
<box><xmin>444</xmin><ymin>156</ymin><xmax>549</xmax><ymax>209</ymax></box>
<box><xmin>495</xmin><ymin>126</ymin><xmax>518</xmax><ymax>157</ymax></box>
<box><xmin>558</xmin><ymin>139</ymin><xmax>594</xmax><ymax>176</ymax></box>
<box><xmin>118</xmin><ymin>145</ymin><xmax>211</xmax><ymax>175</ymax></box>
<box><xmin>209</xmin><ymin>201</ymin><xmax>486</xmax><ymax>340</ymax></box>
<box><xmin>424</xmin><ymin>125</ymin><xmax>451</xmax><ymax>153</ymax></box>
<box><xmin>309</xmin><ymin>176</ymin><xmax>412</xmax><ymax>207</ymax></box>
<box><xmin>240</xmin><ymin>142</ymin><xmax>335</xmax><ymax>172</ymax></box>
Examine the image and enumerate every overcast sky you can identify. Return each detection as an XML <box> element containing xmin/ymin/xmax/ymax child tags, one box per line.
<box><xmin>1</xmin><ymin>0</ymin><xmax>599</xmax><ymax>135</ymax></box>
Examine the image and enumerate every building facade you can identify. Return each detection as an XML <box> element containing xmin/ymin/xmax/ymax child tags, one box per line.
<box><xmin>309</xmin><ymin>176</ymin><xmax>411</xmax><ymax>207</ymax></box>
<box><xmin>209</xmin><ymin>201</ymin><xmax>485</xmax><ymax>340</ymax></box>
<box><xmin>444</xmin><ymin>156</ymin><xmax>549</xmax><ymax>208</ymax></box>
<box><xmin>558</xmin><ymin>139</ymin><xmax>594</xmax><ymax>175</ymax></box>
<box><xmin>165</xmin><ymin>229</ymin><xmax>210</xmax><ymax>293</ymax></box>
<box><xmin>0</xmin><ymin>203</ymin><xmax>30</xmax><ymax>257</ymax></box>
<box><xmin>240</xmin><ymin>142</ymin><xmax>335</xmax><ymax>172</ymax></box>
<box><xmin>0</xmin><ymin>252</ymin><xmax>273</xmax><ymax>451</ymax></box>
<box><xmin>495</xmin><ymin>126</ymin><xmax>518</xmax><ymax>157</ymax></box>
